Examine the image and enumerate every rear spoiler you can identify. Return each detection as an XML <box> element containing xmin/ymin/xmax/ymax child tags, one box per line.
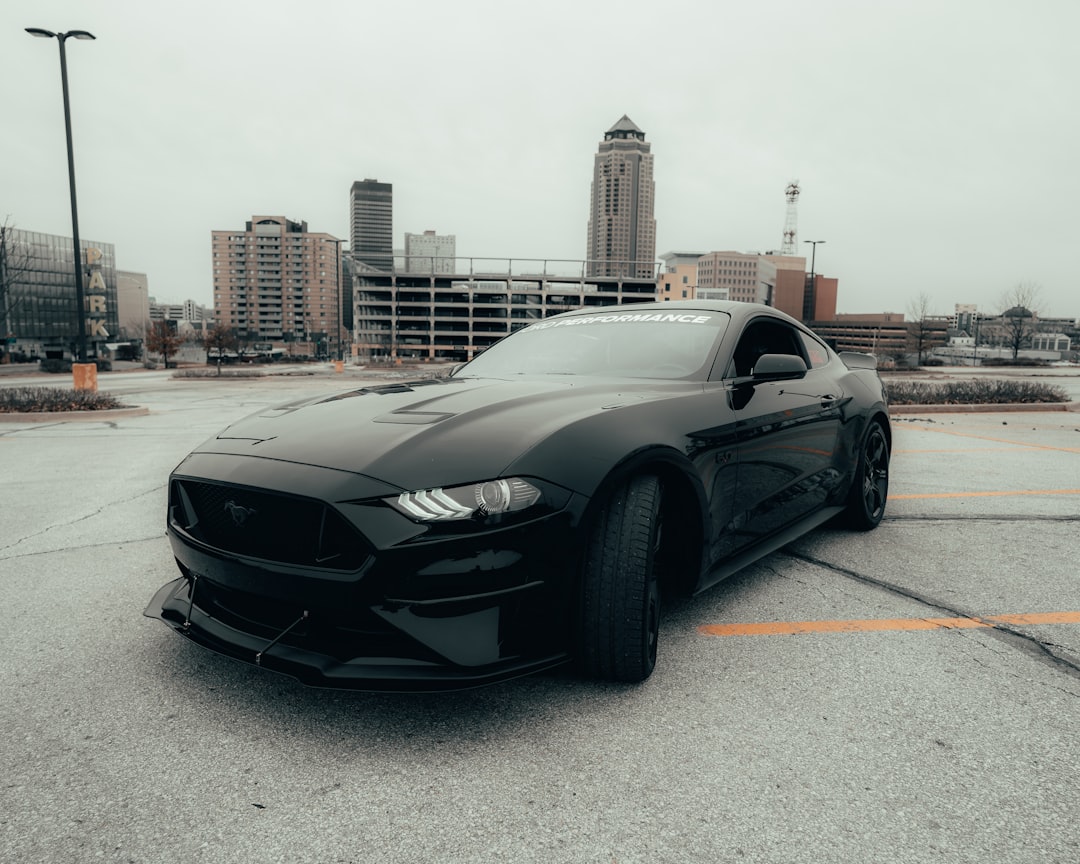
<box><xmin>838</xmin><ymin>351</ymin><xmax>878</xmax><ymax>370</ymax></box>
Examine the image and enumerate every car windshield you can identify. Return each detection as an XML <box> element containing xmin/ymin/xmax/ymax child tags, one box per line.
<box><xmin>456</xmin><ymin>309</ymin><xmax>730</xmax><ymax>379</ymax></box>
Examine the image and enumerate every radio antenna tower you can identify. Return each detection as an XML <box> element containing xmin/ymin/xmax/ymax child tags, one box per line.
<box><xmin>781</xmin><ymin>181</ymin><xmax>800</xmax><ymax>255</ymax></box>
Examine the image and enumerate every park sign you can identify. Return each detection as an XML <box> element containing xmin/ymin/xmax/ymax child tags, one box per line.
<box><xmin>84</xmin><ymin>247</ymin><xmax>109</xmax><ymax>341</ymax></box>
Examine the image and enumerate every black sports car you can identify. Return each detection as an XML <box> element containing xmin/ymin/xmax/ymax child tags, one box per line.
<box><xmin>146</xmin><ymin>300</ymin><xmax>890</xmax><ymax>690</ymax></box>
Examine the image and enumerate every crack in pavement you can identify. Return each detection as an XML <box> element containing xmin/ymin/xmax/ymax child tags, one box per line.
<box><xmin>0</xmin><ymin>483</ymin><xmax>166</xmax><ymax>557</ymax></box>
<box><xmin>952</xmin><ymin>629</ymin><xmax>1080</xmax><ymax>701</ymax></box>
<box><xmin>784</xmin><ymin>550</ymin><xmax>1080</xmax><ymax>684</ymax></box>
<box><xmin>0</xmin><ymin>534</ymin><xmax>167</xmax><ymax>561</ymax></box>
<box><xmin>0</xmin><ymin>421</ymin><xmax>71</xmax><ymax>436</ymax></box>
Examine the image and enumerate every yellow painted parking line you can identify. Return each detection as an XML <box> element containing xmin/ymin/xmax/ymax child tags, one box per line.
<box><xmin>901</xmin><ymin>424</ymin><xmax>1080</xmax><ymax>455</ymax></box>
<box><xmin>699</xmin><ymin>611</ymin><xmax>1080</xmax><ymax>637</ymax></box>
<box><xmin>893</xmin><ymin>447</ymin><xmax>1033</xmax><ymax>454</ymax></box>
<box><xmin>892</xmin><ymin>489</ymin><xmax>1080</xmax><ymax>500</ymax></box>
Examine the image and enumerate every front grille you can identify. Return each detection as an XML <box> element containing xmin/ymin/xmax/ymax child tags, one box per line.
<box><xmin>171</xmin><ymin>479</ymin><xmax>371</xmax><ymax>571</ymax></box>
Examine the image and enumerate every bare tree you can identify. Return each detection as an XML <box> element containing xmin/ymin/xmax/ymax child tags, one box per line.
<box><xmin>906</xmin><ymin>292</ymin><xmax>940</xmax><ymax>365</ymax></box>
<box><xmin>119</xmin><ymin>314</ymin><xmax>147</xmax><ymax>343</ymax></box>
<box><xmin>202</xmin><ymin>323</ymin><xmax>238</xmax><ymax>375</ymax></box>
<box><xmin>145</xmin><ymin>320</ymin><xmax>186</xmax><ymax>368</ymax></box>
<box><xmin>999</xmin><ymin>282</ymin><xmax>1041</xmax><ymax>360</ymax></box>
<box><xmin>0</xmin><ymin>219</ymin><xmax>33</xmax><ymax>360</ymax></box>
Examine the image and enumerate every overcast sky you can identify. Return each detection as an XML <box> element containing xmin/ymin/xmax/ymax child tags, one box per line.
<box><xmin>3</xmin><ymin>0</ymin><xmax>1077</xmax><ymax>318</ymax></box>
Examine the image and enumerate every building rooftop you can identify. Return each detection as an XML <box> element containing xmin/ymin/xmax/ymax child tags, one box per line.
<box><xmin>605</xmin><ymin>115</ymin><xmax>645</xmax><ymax>140</ymax></box>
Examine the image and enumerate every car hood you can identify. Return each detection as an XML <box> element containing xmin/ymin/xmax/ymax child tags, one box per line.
<box><xmin>192</xmin><ymin>375</ymin><xmax>686</xmax><ymax>492</ymax></box>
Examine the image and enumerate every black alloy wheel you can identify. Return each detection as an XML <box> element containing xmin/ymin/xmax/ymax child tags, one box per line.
<box><xmin>847</xmin><ymin>422</ymin><xmax>889</xmax><ymax>530</ymax></box>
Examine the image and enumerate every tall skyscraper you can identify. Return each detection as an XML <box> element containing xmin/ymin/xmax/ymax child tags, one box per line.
<box><xmin>585</xmin><ymin>116</ymin><xmax>656</xmax><ymax>278</ymax></box>
<box><xmin>350</xmin><ymin>179</ymin><xmax>393</xmax><ymax>272</ymax></box>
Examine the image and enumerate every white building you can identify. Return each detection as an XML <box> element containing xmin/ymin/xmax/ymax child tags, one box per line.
<box><xmin>696</xmin><ymin>251</ymin><xmax>777</xmax><ymax>305</ymax></box>
<box><xmin>1031</xmin><ymin>333</ymin><xmax>1071</xmax><ymax>352</ymax></box>
<box><xmin>116</xmin><ymin>270</ymin><xmax>150</xmax><ymax>339</ymax></box>
<box><xmin>404</xmin><ymin>230</ymin><xmax>456</xmax><ymax>274</ymax></box>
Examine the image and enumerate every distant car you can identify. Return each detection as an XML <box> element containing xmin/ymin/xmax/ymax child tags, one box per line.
<box><xmin>146</xmin><ymin>301</ymin><xmax>890</xmax><ymax>690</ymax></box>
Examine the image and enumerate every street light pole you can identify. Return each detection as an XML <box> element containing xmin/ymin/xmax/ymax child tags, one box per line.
<box><xmin>803</xmin><ymin>239</ymin><xmax>825</xmax><ymax>297</ymax></box>
<box><xmin>26</xmin><ymin>27</ymin><xmax>96</xmax><ymax>365</ymax></box>
<box><xmin>330</xmin><ymin>237</ymin><xmax>346</xmax><ymax>363</ymax></box>
<box><xmin>802</xmin><ymin>240</ymin><xmax>825</xmax><ymax>322</ymax></box>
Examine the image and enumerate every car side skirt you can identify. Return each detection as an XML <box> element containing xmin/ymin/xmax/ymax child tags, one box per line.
<box><xmin>693</xmin><ymin>505</ymin><xmax>845</xmax><ymax>595</ymax></box>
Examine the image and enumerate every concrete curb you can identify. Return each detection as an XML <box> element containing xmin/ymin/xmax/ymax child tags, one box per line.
<box><xmin>0</xmin><ymin>406</ymin><xmax>149</xmax><ymax>423</ymax></box>
<box><xmin>889</xmin><ymin>401</ymin><xmax>1080</xmax><ymax>415</ymax></box>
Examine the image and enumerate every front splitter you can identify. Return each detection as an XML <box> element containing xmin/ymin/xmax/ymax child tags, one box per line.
<box><xmin>144</xmin><ymin>577</ymin><xmax>569</xmax><ymax>692</ymax></box>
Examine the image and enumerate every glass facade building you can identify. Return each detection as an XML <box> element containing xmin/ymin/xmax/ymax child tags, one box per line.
<box><xmin>1</xmin><ymin>228</ymin><xmax>118</xmax><ymax>359</ymax></box>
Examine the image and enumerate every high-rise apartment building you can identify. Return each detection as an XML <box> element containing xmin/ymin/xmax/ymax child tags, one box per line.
<box><xmin>585</xmin><ymin>116</ymin><xmax>656</xmax><ymax>279</ymax></box>
<box><xmin>211</xmin><ymin>216</ymin><xmax>343</xmax><ymax>356</ymax></box>
<box><xmin>350</xmin><ymin>179</ymin><xmax>393</xmax><ymax>271</ymax></box>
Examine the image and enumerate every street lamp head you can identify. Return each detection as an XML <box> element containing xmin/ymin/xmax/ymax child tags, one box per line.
<box><xmin>803</xmin><ymin>240</ymin><xmax>826</xmax><ymax>245</ymax></box>
<box><xmin>25</xmin><ymin>28</ymin><xmax>96</xmax><ymax>41</ymax></box>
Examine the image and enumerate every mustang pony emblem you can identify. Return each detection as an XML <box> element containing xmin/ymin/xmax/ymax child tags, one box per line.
<box><xmin>224</xmin><ymin>500</ymin><xmax>257</xmax><ymax>527</ymax></box>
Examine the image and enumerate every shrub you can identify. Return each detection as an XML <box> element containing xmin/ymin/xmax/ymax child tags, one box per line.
<box><xmin>172</xmin><ymin>368</ymin><xmax>266</xmax><ymax>378</ymax></box>
<box><xmin>0</xmin><ymin>387</ymin><xmax>127</xmax><ymax>413</ymax></box>
<box><xmin>39</xmin><ymin>358</ymin><xmax>113</xmax><ymax>372</ymax></box>
<box><xmin>980</xmin><ymin>357</ymin><xmax>1050</xmax><ymax>367</ymax></box>
<box><xmin>885</xmin><ymin>380</ymin><xmax>1069</xmax><ymax>405</ymax></box>
<box><xmin>39</xmin><ymin>358</ymin><xmax>72</xmax><ymax>374</ymax></box>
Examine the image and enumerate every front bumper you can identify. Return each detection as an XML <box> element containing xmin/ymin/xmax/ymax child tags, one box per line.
<box><xmin>145</xmin><ymin>575</ymin><xmax>569</xmax><ymax>691</ymax></box>
<box><xmin>146</xmin><ymin>477</ymin><xmax>587</xmax><ymax>691</ymax></box>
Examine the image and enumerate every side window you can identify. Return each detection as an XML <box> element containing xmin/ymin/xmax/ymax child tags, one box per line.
<box><xmin>798</xmin><ymin>330</ymin><xmax>830</xmax><ymax>369</ymax></box>
<box><xmin>729</xmin><ymin>319</ymin><xmax>805</xmax><ymax>377</ymax></box>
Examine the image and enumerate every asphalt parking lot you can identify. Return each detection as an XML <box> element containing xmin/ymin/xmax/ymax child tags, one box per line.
<box><xmin>2</xmin><ymin>369</ymin><xmax>1079</xmax><ymax>863</ymax></box>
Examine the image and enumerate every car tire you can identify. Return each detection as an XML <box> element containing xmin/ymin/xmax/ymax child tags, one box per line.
<box><xmin>845</xmin><ymin>421</ymin><xmax>889</xmax><ymax>530</ymax></box>
<box><xmin>579</xmin><ymin>474</ymin><xmax>663</xmax><ymax>682</ymax></box>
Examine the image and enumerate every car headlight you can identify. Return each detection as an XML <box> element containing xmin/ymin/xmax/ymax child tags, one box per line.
<box><xmin>388</xmin><ymin>478</ymin><xmax>543</xmax><ymax>522</ymax></box>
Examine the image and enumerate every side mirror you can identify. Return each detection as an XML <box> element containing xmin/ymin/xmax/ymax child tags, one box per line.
<box><xmin>751</xmin><ymin>353</ymin><xmax>807</xmax><ymax>381</ymax></box>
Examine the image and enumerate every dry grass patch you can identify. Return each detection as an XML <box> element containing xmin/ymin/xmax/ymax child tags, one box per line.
<box><xmin>885</xmin><ymin>379</ymin><xmax>1069</xmax><ymax>405</ymax></box>
<box><xmin>0</xmin><ymin>387</ymin><xmax>127</xmax><ymax>413</ymax></box>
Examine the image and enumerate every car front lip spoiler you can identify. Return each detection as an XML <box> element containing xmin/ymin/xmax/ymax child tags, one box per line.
<box><xmin>144</xmin><ymin>577</ymin><xmax>569</xmax><ymax>692</ymax></box>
